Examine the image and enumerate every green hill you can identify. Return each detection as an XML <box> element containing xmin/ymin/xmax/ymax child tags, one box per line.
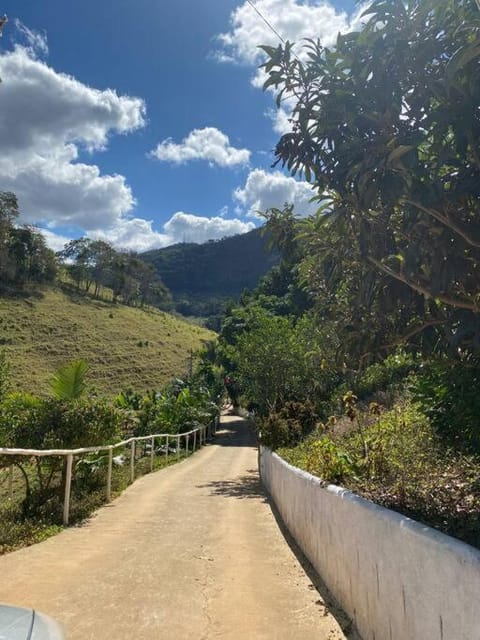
<box><xmin>141</xmin><ymin>228</ymin><xmax>279</xmax><ymax>320</ymax></box>
<box><xmin>0</xmin><ymin>286</ymin><xmax>215</xmax><ymax>397</ymax></box>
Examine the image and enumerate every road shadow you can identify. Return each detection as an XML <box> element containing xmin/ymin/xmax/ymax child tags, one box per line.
<box><xmin>213</xmin><ymin>415</ymin><xmax>258</xmax><ymax>449</ymax></box>
<box><xmin>198</xmin><ymin>468</ymin><xmax>267</xmax><ymax>502</ymax></box>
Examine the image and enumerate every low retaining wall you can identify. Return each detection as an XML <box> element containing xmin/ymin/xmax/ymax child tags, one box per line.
<box><xmin>259</xmin><ymin>446</ymin><xmax>480</xmax><ymax>640</ymax></box>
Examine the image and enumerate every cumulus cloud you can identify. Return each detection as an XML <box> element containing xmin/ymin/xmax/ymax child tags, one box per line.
<box><xmin>85</xmin><ymin>212</ymin><xmax>255</xmax><ymax>252</ymax></box>
<box><xmin>37</xmin><ymin>228</ymin><xmax>73</xmax><ymax>253</ymax></box>
<box><xmin>266</xmin><ymin>105</ymin><xmax>293</xmax><ymax>135</ymax></box>
<box><xmin>216</xmin><ymin>1</ymin><xmax>368</xmax><ymax>133</ymax></box>
<box><xmin>217</xmin><ymin>1</ymin><xmax>367</xmax><ymax>71</ymax></box>
<box><xmin>163</xmin><ymin>212</ymin><xmax>255</xmax><ymax>244</ymax></box>
<box><xmin>234</xmin><ymin>168</ymin><xmax>317</xmax><ymax>218</ymax></box>
<box><xmin>150</xmin><ymin>127</ymin><xmax>251</xmax><ymax>168</ymax></box>
<box><xmin>0</xmin><ymin>44</ymin><xmax>145</xmax><ymax>229</ymax></box>
<box><xmin>89</xmin><ymin>218</ymin><xmax>169</xmax><ymax>253</ymax></box>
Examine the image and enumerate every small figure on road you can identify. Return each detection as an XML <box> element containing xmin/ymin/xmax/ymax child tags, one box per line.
<box><xmin>224</xmin><ymin>374</ymin><xmax>240</xmax><ymax>408</ymax></box>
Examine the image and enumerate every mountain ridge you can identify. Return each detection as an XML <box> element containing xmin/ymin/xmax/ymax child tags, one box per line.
<box><xmin>141</xmin><ymin>228</ymin><xmax>279</xmax><ymax>321</ymax></box>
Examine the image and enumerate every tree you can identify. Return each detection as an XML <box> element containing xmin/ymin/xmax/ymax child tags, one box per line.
<box><xmin>262</xmin><ymin>0</ymin><xmax>480</xmax><ymax>351</ymax></box>
<box><xmin>59</xmin><ymin>237</ymin><xmax>97</xmax><ymax>292</ymax></box>
<box><xmin>235</xmin><ymin>309</ymin><xmax>311</xmax><ymax>413</ymax></box>
<box><xmin>0</xmin><ymin>192</ymin><xmax>57</xmax><ymax>288</ymax></box>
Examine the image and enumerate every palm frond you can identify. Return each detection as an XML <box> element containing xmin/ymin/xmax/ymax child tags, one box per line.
<box><xmin>50</xmin><ymin>359</ymin><xmax>89</xmax><ymax>401</ymax></box>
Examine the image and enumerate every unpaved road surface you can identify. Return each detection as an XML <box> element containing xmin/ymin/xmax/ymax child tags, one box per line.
<box><xmin>0</xmin><ymin>414</ymin><xmax>351</xmax><ymax>639</ymax></box>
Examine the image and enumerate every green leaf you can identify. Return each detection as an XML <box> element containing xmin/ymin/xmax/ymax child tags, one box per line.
<box><xmin>50</xmin><ymin>360</ymin><xmax>89</xmax><ymax>401</ymax></box>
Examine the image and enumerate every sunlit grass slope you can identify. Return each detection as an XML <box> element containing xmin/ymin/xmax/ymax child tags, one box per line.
<box><xmin>0</xmin><ymin>286</ymin><xmax>215</xmax><ymax>396</ymax></box>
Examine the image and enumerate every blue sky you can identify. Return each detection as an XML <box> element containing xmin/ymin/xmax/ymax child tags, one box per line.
<box><xmin>0</xmin><ymin>0</ymin><xmax>359</xmax><ymax>251</ymax></box>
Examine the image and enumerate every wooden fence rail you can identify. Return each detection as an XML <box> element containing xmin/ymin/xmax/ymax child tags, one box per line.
<box><xmin>0</xmin><ymin>415</ymin><xmax>219</xmax><ymax>526</ymax></box>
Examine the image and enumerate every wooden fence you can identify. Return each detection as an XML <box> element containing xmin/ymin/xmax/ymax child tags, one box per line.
<box><xmin>0</xmin><ymin>416</ymin><xmax>219</xmax><ymax>526</ymax></box>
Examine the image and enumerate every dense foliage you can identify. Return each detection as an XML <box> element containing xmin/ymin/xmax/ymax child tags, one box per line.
<box><xmin>59</xmin><ymin>237</ymin><xmax>172</xmax><ymax>310</ymax></box>
<box><xmin>0</xmin><ymin>192</ymin><xmax>56</xmax><ymax>290</ymax></box>
<box><xmin>214</xmin><ymin>0</ymin><xmax>480</xmax><ymax>547</ymax></box>
<box><xmin>262</xmin><ymin>0</ymin><xmax>480</xmax><ymax>354</ymax></box>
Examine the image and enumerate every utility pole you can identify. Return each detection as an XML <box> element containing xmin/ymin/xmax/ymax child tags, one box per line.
<box><xmin>188</xmin><ymin>349</ymin><xmax>193</xmax><ymax>378</ymax></box>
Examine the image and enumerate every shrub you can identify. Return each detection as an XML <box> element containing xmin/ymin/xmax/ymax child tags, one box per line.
<box><xmin>355</xmin><ymin>352</ymin><xmax>416</xmax><ymax>398</ymax></box>
<box><xmin>0</xmin><ymin>394</ymin><xmax>123</xmax><ymax>516</ymax></box>
<box><xmin>409</xmin><ymin>357</ymin><xmax>480</xmax><ymax>453</ymax></box>
<box><xmin>341</xmin><ymin>403</ymin><xmax>437</xmax><ymax>486</ymax></box>
<box><xmin>258</xmin><ymin>400</ymin><xmax>317</xmax><ymax>449</ymax></box>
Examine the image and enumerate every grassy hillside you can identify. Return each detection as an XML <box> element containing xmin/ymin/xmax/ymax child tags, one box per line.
<box><xmin>0</xmin><ymin>286</ymin><xmax>215</xmax><ymax>397</ymax></box>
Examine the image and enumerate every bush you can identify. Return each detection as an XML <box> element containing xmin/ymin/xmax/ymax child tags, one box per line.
<box><xmin>281</xmin><ymin>436</ymin><xmax>355</xmax><ymax>483</ymax></box>
<box><xmin>409</xmin><ymin>357</ymin><xmax>480</xmax><ymax>453</ymax></box>
<box><xmin>128</xmin><ymin>379</ymin><xmax>219</xmax><ymax>437</ymax></box>
<box><xmin>279</xmin><ymin>399</ymin><xmax>480</xmax><ymax>548</ymax></box>
<box><xmin>355</xmin><ymin>352</ymin><xmax>417</xmax><ymax>398</ymax></box>
<box><xmin>258</xmin><ymin>400</ymin><xmax>317</xmax><ymax>449</ymax></box>
<box><xmin>0</xmin><ymin>394</ymin><xmax>123</xmax><ymax>517</ymax></box>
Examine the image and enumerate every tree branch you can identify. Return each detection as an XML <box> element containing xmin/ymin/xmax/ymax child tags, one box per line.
<box><xmin>403</xmin><ymin>199</ymin><xmax>480</xmax><ymax>250</ymax></box>
<box><xmin>367</xmin><ymin>256</ymin><xmax>479</xmax><ymax>312</ymax></box>
<box><xmin>381</xmin><ymin>319</ymin><xmax>445</xmax><ymax>352</ymax></box>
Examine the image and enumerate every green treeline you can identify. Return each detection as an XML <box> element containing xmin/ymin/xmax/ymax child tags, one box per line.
<box><xmin>0</xmin><ymin>192</ymin><xmax>56</xmax><ymax>289</ymax></box>
<box><xmin>0</xmin><ymin>192</ymin><xmax>172</xmax><ymax>311</ymax></box>
<box><xmin>60</xmin><ymin>237</ymin><xmax>172</xmax><ymax>310</ymax></box>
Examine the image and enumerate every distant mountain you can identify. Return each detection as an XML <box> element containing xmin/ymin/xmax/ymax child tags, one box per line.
<box><xmin>141</xmin><ymin>228</ymin><xmax>279</xmax><ymax>320</ymax></box>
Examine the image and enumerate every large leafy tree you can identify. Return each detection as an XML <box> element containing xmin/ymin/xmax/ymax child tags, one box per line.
<box><xmin>0</xmin><ymin>191</ymin><xmax>57</xmax><ymax>288</ymax></box>
<box><xmin>262</xmin><ymin>0</ymin><xmax>480</xmax><ymax>350</ymax></box>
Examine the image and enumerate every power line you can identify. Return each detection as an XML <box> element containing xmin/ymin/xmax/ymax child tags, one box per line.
<box><xmin>245</xmin><ymin>0</ymin><xmax>287</xmax><ymax>46</ymax></box>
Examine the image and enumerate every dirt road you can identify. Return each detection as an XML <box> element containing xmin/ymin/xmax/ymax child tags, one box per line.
<box><xmin>0</xmin><ymin>414</ymin><xmax>351</xmax><ymax>639</ymax></box>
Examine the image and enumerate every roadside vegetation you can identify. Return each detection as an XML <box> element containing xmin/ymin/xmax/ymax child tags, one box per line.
<box><xmin>0</xmin><ymin>352</ymin><xmax>223</xmax><ymax>553</ymax></box>
<box><xmin>216</xmin><ymin>0</ymin><xmax>480</xmax><ymax>549</ymax></box>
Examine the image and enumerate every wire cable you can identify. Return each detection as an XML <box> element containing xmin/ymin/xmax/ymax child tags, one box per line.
<box><xmin>245</xmin><ymin>0</ymin><xmax>287</xmax><ymax>46</ymax></box>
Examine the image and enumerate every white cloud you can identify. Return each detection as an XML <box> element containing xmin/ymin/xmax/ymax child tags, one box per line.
<box><xmin>266</xmin><ymin>105</ymin><xmax>293</xmax><ymax>135</ymax></box>
<box><xmin>0</xmin><ymin>44</ymin><xmax>145</xmax><ymax>229</ymax></box>
<box><xmin>234</xmin><ymin>168</ymin><xmax>318</xmax><ymax>218</ymax></box>
<box><xmin>217</xmin><ymin>1</ymin><xmax>367</xmax><ymax>71</ymax></box>
<box><xmin>87</xmin><ymin>212</ymin><xmax>255</xmax><ymax>252</ymax></box>
<box><xmin>37</xmin><ymin>228</ymin><xmax>73</xmax><ymax>252</ymax></box>
<box><xmin>89</xmin><ymin>218</ymin><xmax>169</xmax><ymax>253</ymax></box>
<box><xmin>216</xmin><ymin>1</ymin><xmax>369</xmax><ymax>133</ymax></box>
<box><xmin>14</xmin><ymin>19</ymin><xmax>49</xmax><ymax>57</ymax></box>
<box><xmin>150</xmin><ymin>127</ymin><xmax>251</xmax><ymax>168</ymax></box>
<box><xmin>163</xmin><ymin>212</ymin><xmax>255</xmax><ymax>244</ymax></box>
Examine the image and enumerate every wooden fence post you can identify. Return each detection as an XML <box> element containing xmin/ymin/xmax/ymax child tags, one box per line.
<box><xmin>130</xmin><ymin>440</ymin><xmax>136</xmax><ymax>483</ymax></box>
<box><xmin>176</xmin><ymin>435</ymin><xmax>180</xmax><ymax>461</ymax></box>
<box><xmin>186</xmin><ymin>434</ymin><xmax>189</xmax><ymax>456</ymax></box>
<box><xmin>63</xmin><ymin>454</ymin><xmax>73</xmax><ymax>526</ymax></box>
<box><xmin>106</xmin><ymin>447</ymin><xmax>113</xmax><ymax>501</ymax></box>
<box><xmin>150</xmin><ymin>436</ymin><xmax>155</xmax><ymax>472</ymax></box>
<box><xmin>193</xmin><ymin>429</ymin><xmax>197</xmax><ymax>451</ymax></box>
<box><xmin>165</xmin><ymin>435</ymin><xmax>169</xmax><ymax>462</ymax></box>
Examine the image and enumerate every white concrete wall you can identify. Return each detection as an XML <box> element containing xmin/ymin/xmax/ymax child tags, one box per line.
<box><xmin>259</xmin><ymin>446</ymin><xmax>480</xmax><ymax>640</ymax></box>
